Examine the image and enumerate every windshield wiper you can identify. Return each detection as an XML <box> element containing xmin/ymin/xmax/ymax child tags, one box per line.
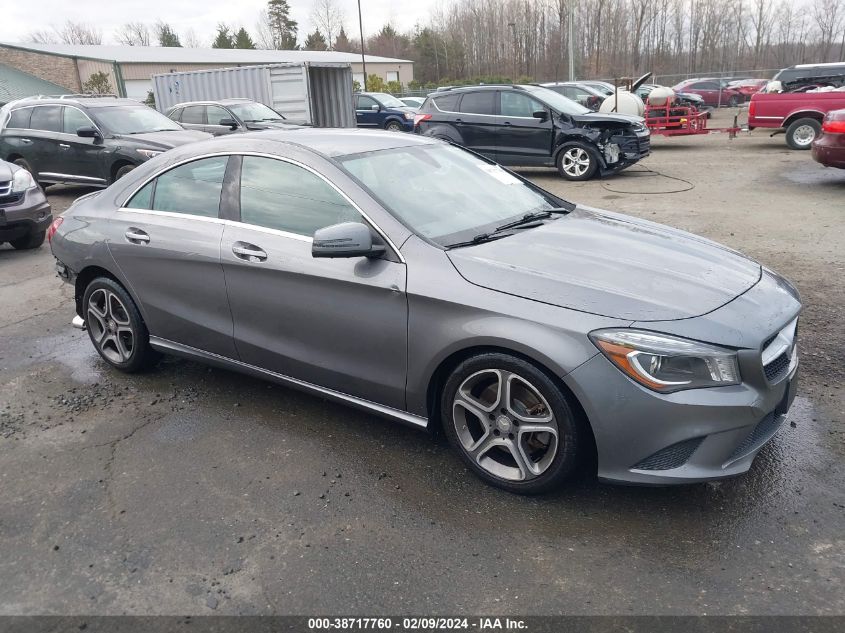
<box><xmin>493</xmin><ymin>207</ymin><xmax>570</xmax><ymax>233</ymax></box>
<box><xmin>446</xmin><ymin>232</ymin><xmax>514</xmax><ymax>249</ymax></box>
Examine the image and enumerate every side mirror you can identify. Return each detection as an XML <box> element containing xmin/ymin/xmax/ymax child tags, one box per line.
<box><xmin>77</xmin><ymin>126</ymin><xmax>101</xmax><ymax>139</ymax></box>
<box><xmin>312</xmin><ymin>222</ymin><xmax>385</xmax><ymax>259</ymax></box>
<box><xmin>370</xmin><ymin>104</ymin><xmax>380</xmax><ymax>112</ymax></box>
<box><xmin>219</xmin><ymin>118</ymin><xmax>239</xmax><ymax>130</ymax></box>
<box><xmin>532</xmin><ymin>110</ymin><xmax>549</xmax><ymax>122</ymax></box>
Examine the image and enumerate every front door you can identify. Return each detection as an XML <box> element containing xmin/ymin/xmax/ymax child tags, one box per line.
<box><xmin>495</xmin><ymin>91</ymin><xmax>554</xmax><ymax>165</ymax></box>
<box><xmin>106</xmin><ymin>155</ymin><xmax>236</xmax><ymax>358</ymax></box>
<box><xmin>355</xmin><ymin>95</ymin><xmax>382</xmax><ymax>128</ymax></box>
<box><xmin>59</xmin><ymin>106</ymin><xmax>107</xmax><ymax>185</ymax></box>
<box><xmin>221</xmin><ymin>155</ymin><xmax>408</xmax><ymax>409</ymax></box>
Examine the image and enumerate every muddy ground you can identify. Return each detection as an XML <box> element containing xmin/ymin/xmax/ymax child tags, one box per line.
<box><xmin>1</xmin><ymin>109</ymin><xmax>843</xmax><ymax>615</ymax></box>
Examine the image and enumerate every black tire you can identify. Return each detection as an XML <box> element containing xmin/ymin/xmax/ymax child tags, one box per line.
<box><xmin>728</xmin><ymin>95</ymin><xmax>740</xmax><ymax>107</ymax></box>
<box><xmin>82</xmin><ymin>277</ymin><xmax>158</xmax><ymax>373</ymax></box>
<box><xmin>385</xmin><ymin>120</ymin><xmax>404</xmax><ymax>132</ymax></box>
<box><xmin>10</xmin><ymin>229</ymin><xmax>45</xmax><ymax>250</ymax></box>
<box><xmin>114</xmin><ymin>164</ymin><xmax>136</xmax><ymax>182</ymax></box>
<box><xmin>441</xmin><ymin>353</ymin><xmax>581</xmax><ymax>495</ymax></box>
<box><xmin>555</xmin><ymin>142</ymin><xmax>599</xmax><ymax>181</ymax></box>
<box><xmin>785</xmin><ymin>118</ymin><xmax>821</xmax><ymax>150</ymax></box>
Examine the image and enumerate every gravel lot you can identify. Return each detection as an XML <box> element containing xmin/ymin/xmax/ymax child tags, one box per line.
<box><xmin>1</xmin><ymin>110</ymin><xmax>843</xmax><ymax>615</ymax></box>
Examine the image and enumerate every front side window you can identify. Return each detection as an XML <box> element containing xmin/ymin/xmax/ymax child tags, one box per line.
<box><xmin>63</xmin><ymin>107</ymin><xmax>93</xmax><ymax>134</ymax></box>
<box><xmin>205</xmin><ymin>106</ymin><xmax>230</xmax><ymax>126</ymax></box>
<box><xmin>459</xmin><ymin>91</ymin><xmax>496</xmax><ymax>115</ymax></box>
<box><xmin>357</xmin><ymin>95</ymin><xmax>378</xmax><ymax>110</ymax></box>
<box><xmin>149</xmin><ymin>156</ymin><xmax>228</xmax><ymax>217</ymax></box>
<box><xmin>239</xmin><ymin>156</ymin><xmax>361</xmax><ymax>237</ymax></box>
<box><xmin>500</xmin><ymin>92</ymin><xmax>544</xmax><ymax>118</ymax></box>
<box><xmin>30</xmin><ymin>106</ymin><xmax>62</xmax><ymax>132</ymax></box>
<box><xmin>340</xmin><ymin>144</ymin><xmax>561</xmax><ymax>246</ymax></box>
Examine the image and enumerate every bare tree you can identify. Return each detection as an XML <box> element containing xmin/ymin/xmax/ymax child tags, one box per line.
<box><xmin>183</xmin><ymin>28</ymin><xmax>203</xmax><ymax>48</ymax></box>
<box><xmin>311</xmin><ymin>0</ymin><xmax>345</xmax><ymax>49</ymax></box>
<box><xmin>28</xmin><ymin>20</ymin><xmax>102</xmax><ymax>45</ymax></box>
<box><xmin>115</xmin><ymin>22</ymin><xmax>150</xmax><ymax>46</ymax></box>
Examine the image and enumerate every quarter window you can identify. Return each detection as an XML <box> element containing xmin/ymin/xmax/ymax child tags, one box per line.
<box><xmin>458</xmin><ymin>91</ymin><xmax>495</xmax><ymax>115</ymax></box>
<box><xmin>7</xmin><ymin>107</ymin><xmax>33</xmax><ymax>129</ymax></box>
<box><xmin>63</xmin><ymin>107</ymin><xmax>93</xmax><ymax>134</ymax></box>
<box><xmin>126</xmin><ymin>181</ymin><xmax>153</xmax><ymax>209</ymax></box>
<box><xmin>432</xmin><ymin>94</ymin><xmax>460</xmax><ymax>111</ymax></box>
<box><xmin>239</xmin><ymin>156</ymin><xmax>361</xmax><ymax>237</ymax></box>
<box><xmin>30</xmin><ymin>106</ymin><xmax>62</xmax><ymax>132</ymax></box>
<box><xmin>150</xmin><ymin>156</ymin><xmax>228</xmax><ymax>217</ymax></box>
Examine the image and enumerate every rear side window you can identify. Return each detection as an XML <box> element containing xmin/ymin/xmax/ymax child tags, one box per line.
<box><xmin>6</xmin><ymin>107</ymin><xmax>33</xmax><ymax>129</ymax></box>
<box><xmin>432</xmin><ymin>94</ymin><xmax>460</xmax><ymax>111</ymax></box>
<box><xmin>30</xmin><ymin>106</ymin><xmax>62</xmax><ymax>132</ymax></box>
<box><xmin>150</xmin><ymin>156</ymin><xmax>228</xmax><ymax>217</ymax></box>
<box><xmin>181</xmin><ymin>106</ymin><xmax>206</xmax><ymax>125</ymax></box>
<box><xmin>239</xmin><ymin>156</ymin><xmax>361</xmax><ymax>237</ymax></box>
<box><xmin>459</xmin><ymin>91</ymin><xmax>495</xmax><ymax>115</ymax></box>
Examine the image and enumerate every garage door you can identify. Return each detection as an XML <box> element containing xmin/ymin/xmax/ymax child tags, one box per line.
<box><xmin>124</xmin><ymin>79</ymin><xmax>153</xmax><ymax>101</ymax></box>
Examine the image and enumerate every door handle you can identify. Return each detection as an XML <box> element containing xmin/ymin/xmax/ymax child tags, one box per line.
<box><xmin>19</xmin><ymin>138</ymin><xmax>32</xmax><ymax>144</ymax></box>
<box><xmin>454</xmin><ymin>118</ymin><xmax>463</xmax><ymax>124</ymax></box>
<box><xmin>124</xmin><ymin>228</ymin><xmax>150</xmax><ymax>244</ymax></box>
<box><xmin>503</xmin><ymin>121</ymin><xmax>512</xmax><ymax>126</ymax></box>
<box><xmin>59</xmin><ymin>143</ymin><xmax>71</xmax><ymax>149</ymax></box>
<box><xmin>232</xmin><ymin>242</ymin><xmax>267</xmax><ymax>262</ymax></box>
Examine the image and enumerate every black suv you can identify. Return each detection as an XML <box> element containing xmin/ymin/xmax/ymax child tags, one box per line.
<box><xmin>166</xmin><ymin>99</ymin><xmax>304</xmax><ymax>136</ymax></box>
<box><xmin>414</xmin><ymin>84</ymin><xmax>650</xmax><ymax>180</ymax></box>
<box><xmin>0</xmin><ymin>97</ymin><xmax>210</xmax><ymax>187</ymax></box>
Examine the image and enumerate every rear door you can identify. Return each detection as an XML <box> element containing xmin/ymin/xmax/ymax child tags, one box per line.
<box><xmin>59</xmin><ymin>106</ymin><xmax>108</xmax><ymax>185</ymax></box>
<box><xmin>221</xmin><ymin>154</ymin><xmax>408</xmax><ymax>409</ymax></box>
<box><xmin>355</xmin><ymin>95</ymin><xmax>382</xmax><ymax>128</ymax></box>
<box><xmin>178</xmin><ymin>105</ymin><xmax>207</xmax><ymax>132</ymax></box>
<box><xmin>495</xmin><ymin>91</ymin><xmax>554</xmax><ymax>165</ymax></box>
<box><xmin>455</xmin><ymin>90</ymin><xmax>498</xmax><ymax>157</ymax></box>
<box><xmin>27</xmin><ymin>105</ymin><xmax>64</xmax><ymax>180</ymax></box>
<box><xmin>106</xmin><ymin>155</ymin><xmax>236</xmax><ymax>358</ymax></box>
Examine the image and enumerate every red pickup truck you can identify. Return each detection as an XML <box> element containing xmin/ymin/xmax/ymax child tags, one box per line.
<box><xmin>748</xmin><ymin>91</ymin><xmax>845</xmax><ymax>149</ymax></box>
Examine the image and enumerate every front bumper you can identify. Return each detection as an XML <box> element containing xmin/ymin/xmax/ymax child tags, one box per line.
<box><xmin>566</xmin><ymin>350</ymin><xmax>798</xmax><ymax>485</ymax></box>
<box><xmin>0</xmin><ymin>187</ymin><xmax>51</xmax><ymax>241</ymax></box>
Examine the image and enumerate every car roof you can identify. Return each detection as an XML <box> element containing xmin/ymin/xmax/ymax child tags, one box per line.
<box><xmin>431</xmin><ymin>84</ymin><xmax>531</xmax><ymax>95</ymax></box>
<box><xmin>12</xmin><ymin>97</ymin><xmax>142</xmax><ymax>108</ymax></box>
<box><xmin>171</xmin><ymin>98</ymin><xmax>254</xmax><ymax>108</ymax></box>
<box><xmin>217</xmin><ymin>127</ymin><xmax>440</xmax><ymax>158</ymax></box>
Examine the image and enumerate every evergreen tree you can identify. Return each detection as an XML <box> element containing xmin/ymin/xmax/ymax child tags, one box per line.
<box><xmin>234</xmin><ymin>27</ymin><xmax>256</xmax><ymax>49</ymax></box>
<box><xmin>212</xmin><ymin>24</ymin><xmax>234</xmax><ymax>48</ymax></box>
<box><xmin>303</xmin><ymin>29</ymin><xmax>328</xmax><ymax>51</ymax></box>
<box><xmin>156</xmin><ymin>22</ymin><xmax>181</xmax><ymax>47</ymax></box>
<box><xmin>333</xmin><ymin>26</ymin><xmax>352</xmax><ymax>52</ymax></box>
<box><xmin>266</xmin><ymin>0</ymin><xmax>298</xmax><ymax>49</ymax></box>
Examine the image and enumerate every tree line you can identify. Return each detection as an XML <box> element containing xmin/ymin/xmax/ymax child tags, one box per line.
<box><xmin>27</xmin><ymin>0</ymin><xmax>845</xmax><ymax>87</ymax></box>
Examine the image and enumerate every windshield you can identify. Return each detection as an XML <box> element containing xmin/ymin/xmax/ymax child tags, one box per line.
<box><xmin>228</xmin><ymin>101</ymin><xmax>284</xmax><ymax>122</ymax></box>
<box><xmin>94</xmin><ymin>106</ymin><xmax>182</xmax><ymax>134</ymax></box>
<box><xmin>339</xmin><ymin>144</ymin><xmax>565</xmax><ymax>246</ymax></box>
<box><xmin>522</xmin><ymin>86</ymin><xmax>591</xmax><ymax>116</ymax></box>
<box><xmin>371</xmin><ymin>93</ymin><xmax>406</xmax><ymax>108</ymax></box>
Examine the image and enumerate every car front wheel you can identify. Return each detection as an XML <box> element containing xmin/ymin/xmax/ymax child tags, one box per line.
<box><xmin>441</xmin><ymin>353</ymin><xmax>581</xmax><ymax>494</ymax></box>
<box><xmin>82</xmin><ymin>277</ymin><xmax>158</xmax><ymax>372</ymax></box>
<box><xmin>385</xmin><ymin>120</ymin><xmax>404</xmax><ymax>132</ymax></box>
<box><xmin>556</xmin><ymin>143</ymin><xmax>598</xmax><ymax>181</ymax></box>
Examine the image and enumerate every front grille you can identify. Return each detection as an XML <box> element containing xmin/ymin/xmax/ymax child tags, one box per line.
<box><xmin>0</xmin><ymin>180</ymin><xmax>11</xmax><ymax>197</ymax></box>
<box><xmin>764</xmin><ymin>352</ymin><xmax>791</xmax><ymax>381</ymax></box>
<box><xmin>726</xmin><ymin>412</ymin><xmax>783</xmax><ymax>464</ymax></box>
<box><xmin>0</xmin><ymin>192</ymin><xmax>24</xmax><ymax>207</ymax></box>
<box><xmin>633</xmin><ymin>436</ymin><xmax>704</xmax><ymax>470</ymax></box>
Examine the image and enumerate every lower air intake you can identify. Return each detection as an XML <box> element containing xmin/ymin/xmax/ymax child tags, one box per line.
<box><xmin>633</xmin><ymin>436</ymin><xmax>704</xmax><ymax>471</ymax></box>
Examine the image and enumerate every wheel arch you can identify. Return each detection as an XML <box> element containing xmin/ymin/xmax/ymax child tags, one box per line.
<box><xmin>110</xmin><ymin>159</ymin><xmax>137</xmax><ymax>184</ymax></box>
<box><xmin>552</xmin><ymin>138</ymin><xmax>607</xmax><ymax>170</ymax></box>
<box><xmin>783</xmin><ymin>110</ymin><xmax>825</xmax><ymax>128</ymax></box>
<box><xmin>74</xmin><ymin>265</ymin><xmax>147</xmax><ymax>331</ymax></box>
<box><xmin>424</xmin><ymin>344</ymin><xmax>597</xmax><ymax>465</ymax></box>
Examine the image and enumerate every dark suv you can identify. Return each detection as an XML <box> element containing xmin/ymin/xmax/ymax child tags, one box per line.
<box><xmin>354</xmin><ymin>93</ymin><xmax>415</xmax><ymax>132</ymax></box>
<box><xmin>0</xmin><ymin>97</ymin><xmax>210</xmax><ymax>187</ymax></box>
<box><xmin>414</xmin><ymin>84</ymin><xmax>650</xmax><ymax>180</ymax></box>
<box><xmin>166</xmin><ymin>99</ymin><xmax>304</xmax><ymax>136</ymax></box>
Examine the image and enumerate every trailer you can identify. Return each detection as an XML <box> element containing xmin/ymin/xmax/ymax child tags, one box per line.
<box><xmin>151</xmin><ymin>62</ymin><xmax>356</xmax><ymax>127</ymax></box>
<box><xmin>644</xmin><ymin>103</ymin><xmax>742</xmax><ymax>138</ymax></box>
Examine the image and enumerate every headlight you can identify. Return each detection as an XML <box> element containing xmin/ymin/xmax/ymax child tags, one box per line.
<box><xmin>136</xmin><ymin>149</ymin><xmax>163</xmax><ymax>159</ymax></box>
<box><xmin>11</xmin><ymin>169</ymin><xmax>36</xmax><ymax>192</ymax></box>
<box><xmin>590</xmin><ymin>329</ymin><xmax>740</xmax><ymax>392</ymax></box>
<box><xmin>404</xmin><ymin>112</ymin><xmax>414</xmax><ymax>120</ymax></box>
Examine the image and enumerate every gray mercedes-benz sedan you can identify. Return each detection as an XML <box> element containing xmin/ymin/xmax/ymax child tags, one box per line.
<box><xmin>49</xmin><ymin>129</ymin><xmax>800</xmax><ymax>494</ymax></box>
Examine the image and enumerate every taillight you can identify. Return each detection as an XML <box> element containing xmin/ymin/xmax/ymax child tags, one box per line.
<box><xmin>822</xmin><ymin>118</ymin><xmax>845</xmax><ymax>134</ymax></box>
<box><xmin>748</xmin><ymin>100</ymin><xmax>756</xmax><ymax>117</ymax></box>
<box><xmin>413</xmin><ymin>113</ymin><xmax>432</xmax><ymax>127</ymax></box>
<box><xmin>47</xmin><ymin>217</ymin><xmax>63</xmax><ymax>243</ymax></box>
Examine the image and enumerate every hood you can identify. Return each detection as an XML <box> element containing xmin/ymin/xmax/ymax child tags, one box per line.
<box><xmin>244</xmin><ymin>120</ymin><xmax>307</xmax><ymax>131</ymax></box>
<box><xmin>394</xmin><ymin>106</ymin><xmax>417</xmax><ymax>115</ymax></box>
<box><xmin>571</xmin><ymin>112</ymin><xmax>644</xmax><ymax>126</ymax></box>
<box><xmin>447</xmin><ymin>206</ymin><xmax>761</xmax><ymax>321</ymax></box>
<box><xmin>116</xmin><ymin>129</ymin><xmax>211</xmax><ymax>149</ymax></box>
<box><xmin>0</xmin><ymin>160</ymin><xmax>14</xmax><ymax>182</ymax></box>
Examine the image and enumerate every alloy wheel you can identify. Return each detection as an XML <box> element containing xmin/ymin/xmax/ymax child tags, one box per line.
<box><xmin>452</xmin><ymin>369</ymin><xmax>559</xmax><ymax>482</ymax></box>
<box><xmin>86</xmin><ymin>288</ymin><xmax>135</xmax><ymax>364</ymax></box>
<box><xmin>562</xmin><ymin>147</ymin><xmax>591</xmax><ymax>177</ymax></box>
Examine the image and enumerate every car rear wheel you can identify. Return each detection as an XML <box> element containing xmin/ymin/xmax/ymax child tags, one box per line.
<box><xmin>441</xmin><ymin>353</ymin><xmax>581</xmax><ymax>494</ymax></box>
<box><xmin>785</xmin><ymin>118</ymin><xmax>821</xmax><ymax>150</ymax></box>
<box><xmin>728</xmin><ymin>95</ymin><xmax>740</xmax><ymax>107</ymax></box>
<box><xmin>10</xmin><ymin>230</ymin><xmax>45</xmax><ymax>250</ymax></box>
<box><xmin>82</xmin><ymin>277</ymin><xmax>158</xmax><ymax>373</ymax></box>
<box><xmin>556</xmin><ymin>143</ymin><xmax>598</xmax><ymax>181</ymax></box>
<box><xmin>385</xmin><ymin>120</ymin><xmax>404</xmax><ymax>132</ymax></box>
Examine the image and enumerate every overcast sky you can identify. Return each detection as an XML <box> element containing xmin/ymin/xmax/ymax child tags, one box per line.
<box><xmin>0</xmin><ymin>0</ymin><xmax>441</xmax><ymax>47</ymax></box>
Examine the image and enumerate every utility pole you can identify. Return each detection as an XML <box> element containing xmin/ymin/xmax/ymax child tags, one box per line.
<box><xmin>567</xmin><ymin>0</ymin><xmax>575</xmax><ymax>81</ymax></box>
<box><xmin>508</xmin><ymin>22</ymin><xmax>516</xmax><ymax>82</ymax></box>
<box><xmin>357</xmin><ymin>0</ymin><xmax>367</xmax><ymax>90</ymax></box>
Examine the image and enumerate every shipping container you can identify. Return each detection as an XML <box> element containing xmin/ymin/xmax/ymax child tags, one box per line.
<box><xmin>151</xmin><ymin>63</ymin><xmax>355</xmax><ymax>127</ymax></box>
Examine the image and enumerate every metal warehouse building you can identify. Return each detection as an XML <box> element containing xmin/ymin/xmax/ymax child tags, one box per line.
<box><xmin>0</xmin><ymin>42</ymin><xmax>414</xmax><ymax>101</ymax></box>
